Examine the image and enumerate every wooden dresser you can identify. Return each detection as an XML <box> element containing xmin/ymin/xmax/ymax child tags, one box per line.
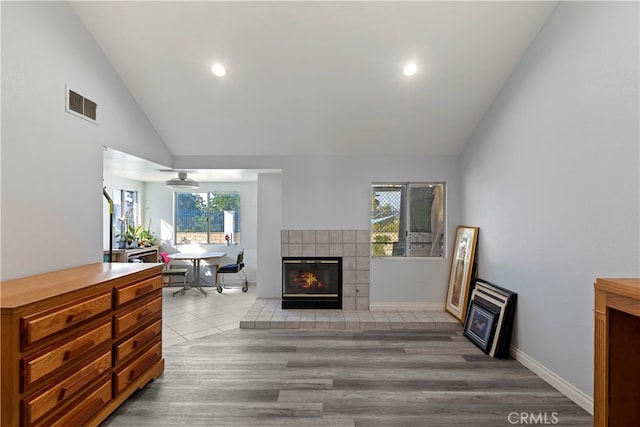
<box><xmin>594</xmin><ymin>278</ymin><xmax>640</xmax><ymax>427</ymax></box>
<box><xmin>1</xmin><ymin>262</ymin><xmax>165</xmax><ymax>427</ymax></box>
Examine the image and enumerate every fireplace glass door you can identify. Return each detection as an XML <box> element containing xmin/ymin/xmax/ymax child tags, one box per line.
<box><xmin>282</xmin><ymin>257</ymin><xmax>342</xmax><ymax>309</ymax></box>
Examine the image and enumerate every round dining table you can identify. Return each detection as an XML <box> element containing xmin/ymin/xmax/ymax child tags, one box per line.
<box><xmin>167</xmin><ymin>251</ymin><xmax>226</xmax><ymax>296</ymax></box>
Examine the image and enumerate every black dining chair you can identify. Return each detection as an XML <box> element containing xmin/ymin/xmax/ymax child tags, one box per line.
<box><xmin>215</xmin><ymin>250</ymin><xmax>248</xmax><ymax>293</ymax></box>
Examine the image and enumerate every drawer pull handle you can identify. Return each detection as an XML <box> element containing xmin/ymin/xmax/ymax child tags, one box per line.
<box><xmin>133</xmin><ymin>330</ymin><xmax>156</xmax><ymax>349</ymax></box>
<box><xmin>58</xmin><ymin>368</ymin><xmax>99</xmax><ymax>401</ymax></box>
<box><xmin>63</xmin><ymin>340</ymin><xmax>95</xmax><ymax>361</ymax></box>
<box><xmin>135</xmin><ymin>284</ymin><xmax>154</xmax><ymax>295</ymax></box>
<box><xmin>66</xmin><ymin>310</ymin><xmax>91</xmax><ymax>324</ymax></box>
<box><xmin>136</xmin><ymin>308</ymin><xmax>152</xmax><ymax>320</ymax></box>
<box><xmin>128</xmin><ymin>353</ymin><xmax>159</xmax><ymax>381</ymax></box>
<box><xmin>65</xmin><ymin>396</ymin><xmax>106</xmax><ymax>426</ymax></box>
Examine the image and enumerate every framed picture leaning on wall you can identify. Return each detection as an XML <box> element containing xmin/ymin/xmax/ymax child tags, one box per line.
<box><xmin>466</xmin><ymin>279</ymin><xmax>517</xmax><ymax>358</ymax></box>
<box><xmin>445</xmin><ymin>226</ymin><xmax>479</xmax><ymax>322</ymax></box>
<box><xmin>463</xmin><ymin>301</ymin><xmax>497</xmax><ymax>353</ymax></box>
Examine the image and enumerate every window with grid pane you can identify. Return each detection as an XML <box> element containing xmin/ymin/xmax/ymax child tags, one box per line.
<box><xmin>113</xmin><ymin>189</ymin><xmax>139</xmax><ymax>236</ymax></box>
<box><xmin>175</xmin><ymin>192</ymin><xmax>241</xmax><ymax>245</ymax></box>
<box><xmin>371</xmin><ymin>183</ymin><xmax>445</xmax><ymax>257</ymax></box>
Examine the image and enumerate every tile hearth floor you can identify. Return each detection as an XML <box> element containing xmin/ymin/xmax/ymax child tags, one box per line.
<box><xmin>162</xmin><ymin>285</ymin><xmax>461</xmax><ymax>351</ymax></box>
<box><xmin>239</xmin><ymin>299</ymin><xmax>461</xmax><ymax>331</ymax></box>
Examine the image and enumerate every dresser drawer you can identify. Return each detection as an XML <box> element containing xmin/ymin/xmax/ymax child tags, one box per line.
<box><xmin>47</xmin><ymin>378</ymin><xmax>112</xmax><ymax>427</ymax></box>
<box><xmin>114</xmin><ymin>319</ymin><xmax>162</xmax><ymax>365</ymax></box>
<box><xmin>22</xmin><ymin>292</ymin><xmax>112</xmax><ymax>347</ymax></box>
<box><xmin>113</xmin><ymin>296</ymin><xmax>162</xmax><ymax>339</ymax></box>
<box><xmin>22</xmin><ymin>321</ymin><xmax>111</xmax><ymax>391</ymax></box>
<box><xmin>114</xmin><ymin>341</ymin><xmax>162</xmax><ymax>394</ymax></box>
<box><xmin>114</xmin><ymin>277</ymin><xmax>162</xmax><ymax>308</ymax></box>
<box><xmin>22</xmin><ymin>351</ymin><xmax>111</xmax><ymax>426</ymax></box>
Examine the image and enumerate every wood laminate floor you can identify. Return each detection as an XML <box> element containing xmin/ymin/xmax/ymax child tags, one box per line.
<box><xmin>102</xmin><ymin>329</ymin><xmax>592</xmax><ymax>427</ymax></box>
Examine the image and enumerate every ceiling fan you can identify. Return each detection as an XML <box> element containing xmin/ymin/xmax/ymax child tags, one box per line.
<box><xmin>163</xmin><ymin>170</ymin><xmax>199</xmax><ymax>189</ymax></box>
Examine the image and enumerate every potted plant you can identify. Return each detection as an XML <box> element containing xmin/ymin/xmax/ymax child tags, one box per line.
<box><xmin>124</xmin><ymin>225</ymin><xmax>142</xmax><ymax>248</ymax></box>
<box><xmin>115</xmin><ymin>234</ymin><xmax>126</xmax><ymax>249</ymax></box>
<box><xmin>139</xmin><ymin>229</ymin><xmax>157</xmax><ymax>247</ymax></box>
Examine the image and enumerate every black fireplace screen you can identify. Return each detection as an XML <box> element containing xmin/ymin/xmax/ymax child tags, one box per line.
<box><xmin>282</xmin><ymin>257</ymin><xmax>341</xmax><ymax>296</ymax></box>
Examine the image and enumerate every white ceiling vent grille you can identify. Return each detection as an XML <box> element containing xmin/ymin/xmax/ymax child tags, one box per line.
<box><xmin>66</xmin><ymin>85</ymin><xmax>98</xmax><ymax>124</ymax></box>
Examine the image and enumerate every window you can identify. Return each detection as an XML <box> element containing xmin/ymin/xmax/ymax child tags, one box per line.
<box><xmin>175</xmin><ymin>191</ymin><xmax>241</xmax><ymax>245</ymax></box>
<box><xmin>371</xmin><ymin>183</ymin><xmax>445</xmax><ymax>257</ymax></box>
<box><xmin>113</xmin><ymin>189</ymin><xmax>139</xmax><ymax>236</ymax></box>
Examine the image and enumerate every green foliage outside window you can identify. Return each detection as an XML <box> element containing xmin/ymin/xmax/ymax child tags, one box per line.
<box><xmin>175</xmin><ymin>191</ymin><xmax>241</xmax><ymax>244</ymax></box>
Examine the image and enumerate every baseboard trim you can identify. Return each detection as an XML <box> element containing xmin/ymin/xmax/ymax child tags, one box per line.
<box><xmin>510</xmin><ymin>345</ymin><xmax>593</xmax><ymax>415</ymax></box>
<box><xmin>369</xmin><ymin>302</ymin><xmax>445</xmax><ymax>311</ymax></box>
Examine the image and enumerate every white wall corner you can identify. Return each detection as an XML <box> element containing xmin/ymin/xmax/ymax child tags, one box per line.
<box><xmin>510</xmin><ymin>345</ymin><xmax>593</xmax><ymax>415</ymax></box>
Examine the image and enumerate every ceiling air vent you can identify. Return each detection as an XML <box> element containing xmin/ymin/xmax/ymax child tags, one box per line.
<box><xmin>66</xmin><ymin>86</ymin><xmax>98</xmax><ymax>123</ymax></box>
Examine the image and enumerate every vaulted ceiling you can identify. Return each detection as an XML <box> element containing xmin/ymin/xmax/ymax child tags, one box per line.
<box><xmin>72</xmin><ymin>1</ymin><xmax>557</xmax><ymax>162</ymax></box>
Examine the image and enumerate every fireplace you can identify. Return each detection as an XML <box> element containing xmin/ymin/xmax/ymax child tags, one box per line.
<box><xmin>282</xmin><ymin>257</ymin><xmax>342</xmax><ymax>309</ymax></box>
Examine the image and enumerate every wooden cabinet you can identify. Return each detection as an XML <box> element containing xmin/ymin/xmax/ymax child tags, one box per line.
<box><xmin>114</xmin><ymin>341</ymin><xmax>163</xmax><ymax>394</ymax></box>
<box><xmin>114</xmin><ymin>276</ymin><xmax>163</xmax><ymax>306</ymax></box>
<box><xmin>594</xmin><ymin>278</ymin><xmax>640</xmax><ymax>427</ymax></box>
<box><xmin>22</xmin><ymin>321</ymin><xmax>112</xmax><ymax>390</ymax></box>
<box><xmin>114</xmin><ymin>319</ymin><xmax>162</xmax><ymax>364</ymax></box>
<box><xmin>1</xmin><ymin>262</ymin><xmax>165</xmax><ymax>427</ymax></box>
<box><xmin>105</xmin><ymin>246</ymin><xmax>160</xmax><ymax>263</ymax></box>
<box><xmin>113</xmin><ymin>296</ymin><xmax>162</xmax><ymax>339</ymax></box>
<box><xmin>22</xmin><ymin>291</ymin><xmax>112</xmax><ymax>347</ymax></box>
<box><xmin>49</xmin><ymin>378</ymin><xmax>113</xmax><ymax>427</ymax></box>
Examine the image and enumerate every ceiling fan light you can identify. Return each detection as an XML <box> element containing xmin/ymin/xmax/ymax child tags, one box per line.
<box><xmin>165</xmin><ymin>171</ymin><xmax>200</xmax><ymax>189</ymax></box>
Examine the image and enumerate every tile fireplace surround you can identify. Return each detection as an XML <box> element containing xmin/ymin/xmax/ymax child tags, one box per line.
<box><xmin>281</xmin><ymin>229</ymin><xmax>370</xmax><ymax>310</ymax></box>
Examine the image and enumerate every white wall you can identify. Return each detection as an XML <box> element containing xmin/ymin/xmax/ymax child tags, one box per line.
<box><xmin>176</xmin><ymin>154</ymin><xmax>461</xmax><ymax>305</ymax></box>
<box><xmin>460</xmin><ymin>1</ymin><xmax>639</xmax><ymax>407</ymax></box>
<box><xmin>1</xmin><ymin>2</ymin><xmax>172</xmax><ymax>280</ymax></box>
<box><xmin>356</xmin><ymin>156</ymin><xmax>461</xmax><ymax>306</ymax></box>
<box><xmin>257</xmin><ymin>172</ymin><xmax>283</xmax><ymax>298</ymax></box>
<box><xmin>143</xmin><ymin>181</ymin><xmax>258</xmax><ymax>283</ymax></box>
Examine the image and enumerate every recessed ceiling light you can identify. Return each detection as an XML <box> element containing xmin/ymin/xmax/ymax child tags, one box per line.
<box><xmin>211</xmin><ymin>63</ymin><xmax>226</xmax><ymax>77</ymax></box>
<box><xmin>403</xmin><ymin>62</ymin><xmax>417</xmax><ymax>77</ymax></box>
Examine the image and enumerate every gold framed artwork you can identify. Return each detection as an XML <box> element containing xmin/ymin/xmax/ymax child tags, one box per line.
<box><xmin>445</xmin><ymin>226</ymin><xmax>479</xmax><ymax>322</ymax></box>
